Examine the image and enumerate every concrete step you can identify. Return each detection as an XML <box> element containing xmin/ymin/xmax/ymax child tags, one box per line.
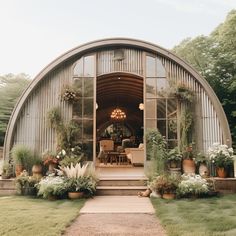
<box><xmin>96</xmin><ymin>186</ymin><xmax>147</xmax><ymax>196</ymax></box>
<box><xmin>0</xmin><ymin>179</ymin><xmax>16</xmax><ymax>196</ymax></box>
<box><xmin>98</xmin><ymin>178</ymin><xmax>147</xmax><ymax>186</ymax></box>
<box><xmin>0</xmin><ymin>179</ymin><xmax>15</xmax><ymax>189</ymax></box>
<box><xmin>214</xmin><ymin>178</ymin><xmax>236</xmax><ymax>193</ymax></box>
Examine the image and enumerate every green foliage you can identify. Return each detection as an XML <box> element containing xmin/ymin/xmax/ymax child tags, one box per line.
<box><xmin>173</xmin><ymin>10</ymin><xmax>236</xmax><ymax>148</ymax></box>
<box><xmin>177</xmin><ymin>174</ymin><xmax>209</xmax><ymax>197</ymax></box>
<box><xmin>65</xmin><ymin>176</ymin><xmax>97</xmax><ymax>197</ymax></box>
<box><xmin>166</xmin><ymin>148</ymin><xmax>182</xmax><ymax>162</ymax></box>
<box><xmin>15</xmin><ymin>172</ymin><xmax>40</xmax><ymax>195</ymax></box>
<box><xmin>1</xmin><ymin>160</ymin><xmax>14</xmax><ymax>178</ymax></box>
<box><xmin>146</xmin><ymin>129</ymin><xmax>167</xmax><ymax>176</ymax></box>
<box><xmin>37</xmin><ymin>176</ymin><xmax>67</xmax><ymax>199</ymax></box>
<box><xmin>150</xmin><ymin>174</ymin><xmax>180</xmax><ymax>195</ymax></box>
<box><xmin>11</xmin><ymin>144</ymin><xmax>34</xmax><ymax>172</ymax></box>
<box><xmin>47</xmin><ymin>107</ymin><xmax>81</xmax><ymax>153</ymax></box>
<box><xmin>59</xmin><ymin>155</ymin><xmax>83</xmax><ymax>167</ymax></box>
<box><xmin>0</xmin><ymin>73</ymin><xmax>30</xmax><ymax>145</ymax></box>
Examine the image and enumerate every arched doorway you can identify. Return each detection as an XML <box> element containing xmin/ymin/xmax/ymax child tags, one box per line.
<box><xmin>96</xmin><ymin>72</ymin><xmax>144</xmax><ymax>167</ymax></box>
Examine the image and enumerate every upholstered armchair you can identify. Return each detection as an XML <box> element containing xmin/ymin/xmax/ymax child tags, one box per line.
<box><xmin>125</xmin><ymin>144</ymin><xmax>144</xmax><ymax>166</ymax></box>
<box><xmin>99</xmin><ymin>139</ymin><xmax>114</xmax><ymax>152</ymax></box>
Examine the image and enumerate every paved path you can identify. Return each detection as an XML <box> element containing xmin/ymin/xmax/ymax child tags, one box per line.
<box><xmin>63</xmin><ymin>196</ymin><xmax>166</xmax><ymax>236</ymax></box>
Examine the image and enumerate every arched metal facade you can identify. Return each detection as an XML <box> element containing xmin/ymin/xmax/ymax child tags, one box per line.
<box><xmin>3</xmin><ymin>38</ymin><xmax>231</xmax><ymax>160</ymax></box>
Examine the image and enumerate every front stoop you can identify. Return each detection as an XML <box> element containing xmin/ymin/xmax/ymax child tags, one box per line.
<box><xmin>0</xmin><ymin>179</ymin><xmax>17</xmax><ymax>195</ymax></box>
<box><xmin>96</xmin><ymin>177</ymin><xmax>148</xmax><ymax>196</ymax></box>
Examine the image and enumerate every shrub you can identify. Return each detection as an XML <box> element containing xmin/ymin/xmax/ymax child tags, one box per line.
<box><xmin>177</xmin><ymin>174</ymin><xmax>209</xmax><ymax>197</ymax></box>
<box><xmin>37</xmin><ymin>176</ymin><xmax>67</xmax><ymax>199</ymax></box>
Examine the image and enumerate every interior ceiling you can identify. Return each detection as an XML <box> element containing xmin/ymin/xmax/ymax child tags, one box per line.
<box><xmin>96</xmin><ymin>73</ymin><xmax>143</xmax><ymax>133</ymax></box>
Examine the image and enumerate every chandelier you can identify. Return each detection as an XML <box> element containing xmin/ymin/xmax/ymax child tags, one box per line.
<box><xmin>110</xmin><ymin>108</ymin><xmax>126</xmax><ymax>120</ymax></box>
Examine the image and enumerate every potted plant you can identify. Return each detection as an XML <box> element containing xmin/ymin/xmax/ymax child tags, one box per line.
<box><xmin>182</xmin><ymin>145</ymin><xmax>196</xmax><ymax>174</ymax></box>
<box><xmin>150</xmin><ymin>174</ymin><xmax>180</xmax><ymax>199</ymax></box>
<box><xmin>15</xmin><ymin>171</ymin><xmax>40</xmax><ymax>196</ymax></box>
<box><xmin>11</xmin><ymin>145</ymin><xmax>33</xmax><ymax>176</ymax></box>
<box><xmin>195</xmin><ymin>152</ymin><xmax>209</xmax><ymax>177</ymax></box>
<box><xmin>177</xmin><ymin>174</ymin><xmax>209</xmax><ymax>198</ymax></box>
<box><xmin>61</xmin><ymin>84</ymin><xmax>80</xmax><ymax>103</ymax></box>
<box><xmin>65</xmin><ymin>176</ymin><xmax>96</xmax><ymax>199</ymax></box>
<box><xmin>207</xmin><ymin>143</ymin><xmax>234</xmax><ymax>178</ymax></box>
<box><xmin>36</xmin><ymin>176</ymin><xmax>67</xmax><ymax>200</ymax></box>
<box><xmin>32</xmin><ymin>155</ymin><xmax>43</xmax><ymax>178</ymax></box>
<box><xmin>42</xmin><ymin>151</ymin><xmax>60</xmax><ymax>174</ymax></box>
<box><xmin>1</xmin><ymin>161</ymin><xmax>14</xmax><ymax>179</ymax></box>
<box><xmin>166</xmin><ymin>148</ymin><xmax>182</xmax><ymax>169</ymax></box>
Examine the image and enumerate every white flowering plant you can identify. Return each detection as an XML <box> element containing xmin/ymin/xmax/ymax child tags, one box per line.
<box><xmin>177</xmin><ymin>174</ymin><xmax>209</xmax><ymax>197</ymax></box>
<box><xmin>36</xmin><ymin>176</ymin><xmax>67</xmax><ymax>199</ymax></box>
<box><xmin>207</xmin><ymin>143</ymin><xmax>234</xmax><ymax>168</ymax></box>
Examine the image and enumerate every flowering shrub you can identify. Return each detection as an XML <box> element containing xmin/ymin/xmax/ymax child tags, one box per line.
<box><xmin>207</xmin><ymin>143</ymin><xmax>234</xmax><ymax>168</ymax></box>
<box><xmin>37</xmin><ymin>176</ymin><xmax>67</xmax><ymax>199</ymax></box>
<box><xmin>42</xmin><ymin>151</ymin><xmax>60</xmax><ymax>166</ymax></box>
<box><xmin>177</xmin><ymin>174</ymin><xmax>209</xmax><ymax>197</ymax></box>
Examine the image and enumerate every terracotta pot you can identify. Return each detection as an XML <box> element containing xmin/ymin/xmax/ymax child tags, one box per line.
<box><xmin>68</xmin><ymin>192</ymin><xmax>84</xmax><ymax>199</ymax></box>
<box><xmin>162</xmin><ymin>193</ymin><xmax>176</xmax><ymax>200</ymax></box>
<box><xmin>32</xmin><ymin>164</ymin><xmax>43</xmax><ymax>175</ymax></box>
<box><xmin>182</xmin><ymin>159</ymin><xmax>196</xmax><ymax>174</ymax></box>
<box><xmin>48</xmin><ymin>163</ymin><xmax>57</xmax><ymax>173</ymax></box>
<box><xmin>15</xmin><ymin>164</ymin><xmax>24</xmax><ymax>177</ymax></box>
<box><xmin>217</xmin><ymin>167</ymin><xmax>227</xmax><ymax>178</ymax></box>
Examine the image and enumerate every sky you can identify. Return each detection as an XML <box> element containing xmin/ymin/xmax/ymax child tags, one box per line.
<box><xmin>0</xmin><ymin>0</ymin><xmax>236</xmax><ymax>78</ymax></box>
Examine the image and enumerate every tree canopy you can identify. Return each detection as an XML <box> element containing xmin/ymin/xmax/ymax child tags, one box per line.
<box><xmin>0</xmin><ymin>73</ymin><xmax>30</xmax><ymax>146</ymax></box>
<box><xmin>173</xmin><ymin>10</ymin><xmax>236</xmax><ymax>148</ymax></box>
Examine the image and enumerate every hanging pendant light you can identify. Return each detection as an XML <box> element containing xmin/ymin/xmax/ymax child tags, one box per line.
<box><xmin>110</xmin><ymin>108</ymin><xmax>126</xmax><ymax>121</ymax></box>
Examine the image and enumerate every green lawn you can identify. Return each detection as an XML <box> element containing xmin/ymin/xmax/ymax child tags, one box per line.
<box><xmin>151</xmin><ymin>194</ymin><xmax>236</xmax><ymax>236</ymax></box>
<box><xmin>0</xmin><ymin>196</ymin><xmax>86</xmax><ymax>236</ymax></box>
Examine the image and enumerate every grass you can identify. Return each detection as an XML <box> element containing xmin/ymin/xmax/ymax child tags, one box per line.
<box><xmin>151</xmin><ymin>194</ymin><xmax>236</xmax><ymax>236</ymax></box>
<box><xmin>0</xmin><ymin>196</ymin><xmax>86</xmax><ymax>236</ymax></box>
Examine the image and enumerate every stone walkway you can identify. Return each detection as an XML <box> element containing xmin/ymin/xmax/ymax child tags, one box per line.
<box><xmin>63</xmin><ymin>196</ymin><xmax>166</xmax><ymax>236</ymax></box>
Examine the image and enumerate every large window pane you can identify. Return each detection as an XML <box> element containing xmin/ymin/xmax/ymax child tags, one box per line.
<box><xmin>83</xmin><ymin>98</ymin><xmax>93</xmax><ymax>118</ymax></box>
<box><xmin>146</xmin><ymin>56</ymin><xmax>156</xmax><ymax>77</ymax></box>
<box><xmin>167</xmin><ymin>99</ymin><xmax>177</xmax><ymax>118</ymax></box>
<box><xmin>146</xmin><ymin>78</ymin><xmax>156</xmax><ymax>97</ymax></box>
<box><xmin>74</xmin><ymin>59</ymin><xmax>83</xmax><ymax>76</ymax></box>
<box><xmin>168</xmin><ymin>119</ymin><xmax>177</xmax><ymax>139</ymax></box>
<box><xmin>84</xmin><ymin>78</ymin><xmax>94</xmax><ymax>97</ymax></box>
<box><xmin>157</xmin><ymin>120</ymin><xmax>166</xmax><ymax>137</ymax></box>
<box><xmin>73</xmin><ymin>100</ymin><xmax>82</xmax><ymax>117</ymax></box>
<box><xmin>157</xmin><ymin>99</ymin><xmax>166</xmax><ymax>119</ymax></box>
<box><xmin>83</xmin><ymin>120</ymin><xmax>93</xmax><ymax>139</ymax></box>
<box><xmin>156</xmin><ymin>59</ymin><xmax>166</xmax><ymax>77</ymax></box>
<box><xmin>84</xmin><ymin>56</ymin><xmax>94</xmax><ymax>77</ymax></box>
<box><xmin>157</xmin><ymin>78</ymin><xmax>168</xmax><ymax>97</ymax></box>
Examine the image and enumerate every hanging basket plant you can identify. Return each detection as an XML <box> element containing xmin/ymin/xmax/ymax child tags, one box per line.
<box><xmin>61</xmin><ymin>85</ymin><xmax>80</xmax><ymax>103</ymax></box>
<box><xmin>174</xmin><ymin>84</ymin><xmax>194</xmax><ymax>103</ymax></box>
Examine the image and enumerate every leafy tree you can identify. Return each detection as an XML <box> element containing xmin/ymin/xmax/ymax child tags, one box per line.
<box><xmin>173</xmin><ymin>10</ymin><xmax>236</xmax><ymax>148</ymax></box>
<box><xmin>0</xmin><ymin>74</ymin><xmax>30</xmax><ymax>146</ymax></box>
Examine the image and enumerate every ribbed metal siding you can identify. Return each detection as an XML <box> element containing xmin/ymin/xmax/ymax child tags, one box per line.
<box><xmin>159</xmin><ymin>56</ymin><xmax>223</xmax><ymax>152</ymax></box>
<box><xmin>13</xmin><ymin>63</ymin><xmax>73</xmax><ymax>155</ymax></box>
<box><xmin>97</xmin><ymin>49</ymin><xmax>143</xmax><ymax>76</ymax></box>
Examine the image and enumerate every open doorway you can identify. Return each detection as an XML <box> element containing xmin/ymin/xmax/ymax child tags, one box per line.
<box><xmin>96</xmin><ymin>73</ymin><xmax>144</xmax><ymax>168</ymax></box>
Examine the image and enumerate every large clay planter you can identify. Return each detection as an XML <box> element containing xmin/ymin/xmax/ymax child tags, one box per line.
<box><xmin>68</xmin><ymin>192</ymin><xmax>84</xmax><ymax>199</ymax></box>
<box><xmin>15</xmin><ymin>164</ymin><xmax>24</xmax><ymax>177</ymax></box>
<box><xmin>217</xmin><ymin>167</ymin><xmax>227</xmax><ymax>178</ymax></box>
<box><xmin>48</xmin><ymin>163</ymin><xmax>57</xmax><ymax>173</ymax></box>
<box><xmin>162</xmin><ymin>193</ymin><xmax>176</xmax><ymax>200</ymax></box>
<box><xmin>32</xmin><ymin>164</ymin><xmax>43</xmax><ymax>178</ymax></box>
<box><xmin>182</xmin><ymin>159</ymin><xmax>196</xmax><ymax>174</ymax></box>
